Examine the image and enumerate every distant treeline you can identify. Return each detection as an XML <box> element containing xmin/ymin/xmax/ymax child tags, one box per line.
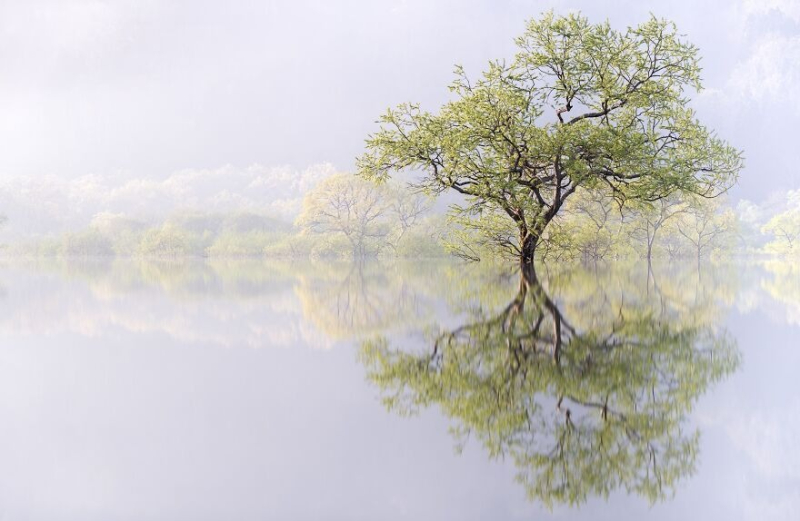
<box><xmin>1</xmin><ymin>208</ymin><xmax>446</xmax><ymax>259</ymax></box>
<box><xmin>1</xmin><ymin>173</ymin><xmax>798</xmax><ymax>260</ymax></box>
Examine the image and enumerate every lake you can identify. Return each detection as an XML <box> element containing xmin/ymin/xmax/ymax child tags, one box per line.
<box><xmin>0</xmin><ymin>258</ymin><xmax>797</xmax><ymax>520</ymax></box>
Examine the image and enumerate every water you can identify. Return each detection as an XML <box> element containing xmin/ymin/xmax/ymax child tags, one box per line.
<box><xmin>0</xmin><ymin>258</ymin><xmax>797</xmax><ymax>520</ymax></box>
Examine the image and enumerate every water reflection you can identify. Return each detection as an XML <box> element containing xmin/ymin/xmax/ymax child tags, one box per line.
<box><xmin>761</xmin><ymin>260</ymin><xmax>800</xmax><ymax>325</ymax></box>
<box><xmin>0</xmin><ymin>258</ymin><xmax>307</xmax><ymax>348</ymax></box>
<box><xmin>361</xmin><ymin>264</ymin><xmax>740</xmax><ymax>507</ymax></box>
<box><xmin>3</xmin><ymin>257</ymin><xmax>800</xmax><ymax>517</ymax></box>
<box><xmin>294</xmin><ymin>260</ymin><xmax>447</xmax><ymax>339</ymax></box>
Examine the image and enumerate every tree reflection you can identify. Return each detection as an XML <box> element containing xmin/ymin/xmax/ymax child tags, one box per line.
<box><xmin>294</xmin><ymin>260</ymin><xmax>453</xmax><ymax>339</ymax></box>
<box><xmin>360</xmin><ymin>265</ymin><xmax>739</xmax><ymax>507</ymax></box>
<box><xmin>762</xmin><ymin>260</ymin><xmax>800</xmax><ymax>323</ymax></box>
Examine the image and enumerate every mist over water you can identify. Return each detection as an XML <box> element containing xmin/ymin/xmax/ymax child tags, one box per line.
<box><xmin>0</xmin><ymin>258</ymin><xmax>798</xmax><ymax>519</ymax></box>
<box><xmin>1</xmin><ymin>0</ymin><xmax>800</xmax><ymax>518</ymax></box>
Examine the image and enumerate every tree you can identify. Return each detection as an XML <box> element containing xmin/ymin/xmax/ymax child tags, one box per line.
<box><xmin>675</xmin><ymin>197</ymin><xmax>736</xmax><ymax>263</ymax></box>
<box><xmin>761</xmin><ymin>208</ymin><xmax>800</xmax><ymax>255</ymax></box>
<box><xmin>734</xmin><ymin>199</ymin><xmax>767</xmax><ymax>253</ymax></box>
<box><xmin>629</xmin><ymin>196</ymin><xmax>687</xmax><ymax>263</ymax></box>
<box><xmin>296</xmin><ymin>174</ymin><xmax>392</xmax><ymax>257</ymax></box>
<box><xmin>138</xmin><ymin>225</ymin><xmax>200</xmax><ymax>257</ymax></box>
<box><xmin>386</xmin><ymin>184</ymin><xmax>433</xmax><ymax>253</ymax></box>
<box><xmin>553</xmin><ymin>188</ymin><xmax>629</xmax><ymax>261</ymax></box>
<box><xmin>357</xmin><ymin>13</ymin><xmax>742</xmax><ymax>265</ymax></box>
<box><xmin>296</xmin><ymin>173</ymin><xmax>433</xmax><ymax>258</ymax></box>
<box><xmin>360</xmin><ymin>266</ymin><xmax>739</xmax><ymax>507</ymax></box>
<box><xmin>89</xmin><ymin>212</ymin><xmax>148</xmax><ymax>256</ymax></box>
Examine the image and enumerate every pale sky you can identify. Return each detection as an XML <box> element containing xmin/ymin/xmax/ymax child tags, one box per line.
<box><xmin>0</xmin><ymin>0</ymin><xmax>798</xmax><ymax>202</ymax></box>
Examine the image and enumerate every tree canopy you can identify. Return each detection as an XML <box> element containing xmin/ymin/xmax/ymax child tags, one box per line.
<box><xmin>296</xmin><ymin>173</ymin><xmax>435</xmax><ymax>257</ymax></box>
<box><xmin>762</xmin><ymin>207</ymin><xmax>800</xmax><ymax>255</ymax></box>
<box><xmin>358</xmin><ymin>12</ymin><xmax>743</xmax><ymax>264</ymax></box>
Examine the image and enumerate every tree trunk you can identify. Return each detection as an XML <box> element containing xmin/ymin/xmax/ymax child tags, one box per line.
<box><xmin>520</xmin><ymin>231</ymin><xmax>538</xmax><ymax>266</ymax></box>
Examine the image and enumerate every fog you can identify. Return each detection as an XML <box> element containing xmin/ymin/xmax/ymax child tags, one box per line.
<box><xmin>3</xmin><ymin>3</ymin><xmax>800</xmax><ymax>518</ymax></box>
<box><xmin>0</xmin><ymin>163</ymin><xmax>335</xmax><ymax>238</ymax></box>
<box><xmin>1</xmin><ymin>0</ymin><xmax>798</xmax><ymax>234</ymax></box>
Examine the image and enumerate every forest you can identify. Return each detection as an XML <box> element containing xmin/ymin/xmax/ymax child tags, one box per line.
<box><xmin>0</xmin><ymin>171</ymin><xmax>797</xmax><ymax>262</ymax></box>
<box><xmin>2</xmin><ymin>13</ymin><xmax>796</xmax><ymax>265</ymax></box>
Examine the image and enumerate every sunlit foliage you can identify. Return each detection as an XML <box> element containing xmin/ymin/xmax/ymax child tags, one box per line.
<box><xmin>358</xmin><ymin>12</ymin><xmax>742</xmax><ymax>264</ymax></box>
<box><xmin>296</xmin><ymin>173</ymin><xmax>439</xmax><ymax>258</ymax></box>
<box><xmin>674</xmin><ymin>197</ymin><xmax>738</xmax><ymax>261</ymax></box>
<box><xmin>762</xmin><ymin>208</ymin><xmax>800</xmax><ymax>255</ymax></box>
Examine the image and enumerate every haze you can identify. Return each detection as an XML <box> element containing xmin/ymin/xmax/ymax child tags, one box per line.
<box><xmin>0</xmin><ymin>0</ymin><xmax>797</xmax><ymax>217</ymax></box>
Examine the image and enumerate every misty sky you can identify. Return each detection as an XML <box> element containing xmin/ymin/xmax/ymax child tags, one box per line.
<box><xmin>1</xmin><ymin>0</ymin><xmax>798</xmax><ymax>203</ymax></box>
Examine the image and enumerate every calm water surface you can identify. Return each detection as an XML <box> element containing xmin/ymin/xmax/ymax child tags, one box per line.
<box><xmin>0</xmin><ymin>258</ymin><xmax>798</xmax><ymax>520</ymax></box>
